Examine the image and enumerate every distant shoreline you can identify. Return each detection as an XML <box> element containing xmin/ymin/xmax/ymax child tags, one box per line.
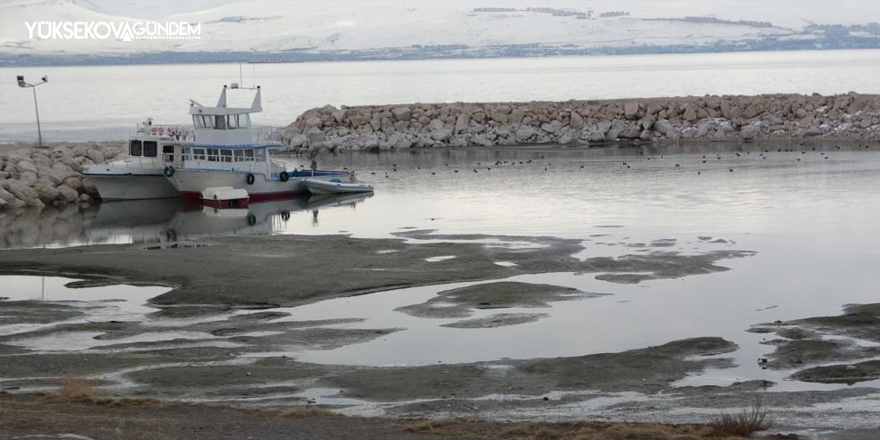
<box><xmin>4</xmin><ymin>44</ymin><xmax>880</xmax><ymax>68</ymax></box>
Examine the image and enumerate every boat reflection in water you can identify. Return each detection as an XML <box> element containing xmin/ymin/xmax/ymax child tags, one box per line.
<box><xmin>86</xmin><ymin>193</ymin><xmax>372</xmax><ymax>246</ymax></box>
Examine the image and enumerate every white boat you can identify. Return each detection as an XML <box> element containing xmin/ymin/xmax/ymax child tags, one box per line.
<box><xmin>304</xmin><ymin>178</ymin><xmax>374</xmax><ymax>195</ymax></box>
<box><xmin>164</xmin><ymin>85</ymin><xmax>350</xmax><ymax>202</ymax></box>
<box><xmin>81</xmin><ymin>121</ymin><xmax>189</xmax><ymax>200</ymax></box>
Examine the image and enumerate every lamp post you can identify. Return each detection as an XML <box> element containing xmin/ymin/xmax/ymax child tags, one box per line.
<box><xmin>16</xmin><ymin>75</ymin><xmax>48</xmax><ymax>148</ymax></box>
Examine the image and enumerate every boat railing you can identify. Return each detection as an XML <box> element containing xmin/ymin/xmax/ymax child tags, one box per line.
<box><xmin>140</xmin><ymin>125</ymin><xmax>281</xmax><ymax>144</ymax></box>
<box><xmin>136</xmin><ymin>123</ymin><xmax>195</xmax><ymax>142</ymax></box>
<box><xmin>163</xmin><ymin>153</ymin><xmax>271</xmax><ymax>175</ymax></box>
<box><xmin>251</xmin><ymin>125</ymin><xmax>284</xmax><ymax>144</ymax></box>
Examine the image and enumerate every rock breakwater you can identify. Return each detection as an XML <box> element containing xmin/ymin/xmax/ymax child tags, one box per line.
<box><xmin>0</xmin><ymin>142</ymin><xmax>120</xmax><ymax>211</ymax></box>
<box><xmin>281</xmin><ymin>93</ymin><xmax>880</xmax><ymax>152</ymax></box>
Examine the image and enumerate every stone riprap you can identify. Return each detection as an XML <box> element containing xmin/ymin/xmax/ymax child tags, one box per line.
<box><xmin>281</xmin><ymin>93</ymin><xmax>880</xmax><ymax>152</ymax></box>
<box><xmin>0</xmin><ymin>143</ymin><xmax>121</xmax><ymax>211</ymax></box>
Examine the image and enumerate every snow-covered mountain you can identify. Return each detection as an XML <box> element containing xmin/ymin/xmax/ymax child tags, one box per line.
<box><xmin>1</xmin><ymin>0</ymin><xmax>878</xmax><ymax>55</ymax></box>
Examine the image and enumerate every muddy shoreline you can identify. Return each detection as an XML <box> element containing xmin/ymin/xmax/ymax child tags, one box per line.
<box><xmin>0</xmin><ymin>233</ymin><xmax>879</xmax><ymax>439</ymax></box>
<box><xmin>0</xmin><ymin>231</ymin><xmax>754</xmax><ymax>308</ymax></box>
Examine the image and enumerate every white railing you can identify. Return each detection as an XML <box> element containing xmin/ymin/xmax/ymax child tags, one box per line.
<box><xmin>136</xmin><ymin>123</ymin><xmax>195</xmax><ymax>142</ymax></box>
<box><xmin>252</xmin><ymin>125</ymin><xmax>284</xmax><ymax>144</ymax></box>
<box><xmin>135</xmin><ymin>123</ymin><xmax>283</xmax><ymax>145</ymax></box>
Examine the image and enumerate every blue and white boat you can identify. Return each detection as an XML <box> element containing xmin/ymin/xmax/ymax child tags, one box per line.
<box><xmin>164</xmin><ymin>85</ymin><xmax>348</xmax><ymax>202</ymax></box>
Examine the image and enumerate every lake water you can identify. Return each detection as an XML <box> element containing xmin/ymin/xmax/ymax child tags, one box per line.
<box><xmin>2</xmin><ymin>49</ymin><xmax>880</xmax><ymax>143</ymax></box>
<box><xmin>2</xmin><ymin>144</ymin><xmax>879</xmax><ymax>398</ymax></box>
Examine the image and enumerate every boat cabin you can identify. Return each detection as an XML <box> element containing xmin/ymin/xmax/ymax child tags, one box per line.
<box><xmin>124</xmin><ymin>119</ymin><xmax>188</xmax><ymax>169</ymax></box>
<box><xmin>128</xmin><ymin>138</ymin><xmax>178</xmax><ymax>161</ymax></box>
<box><xmin>177</xmin><ymin>85</ymin><xmax>285</xmax><ymax>178</ymax></box>
<box><xmin>187</xmin><ymin>84</ymin><xmax>277</xmax><ymax>148</ymax></box>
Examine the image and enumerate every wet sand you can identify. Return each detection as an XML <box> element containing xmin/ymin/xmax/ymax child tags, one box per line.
<box><xmin>1</xmin><ymin>392</ymin><xmax>800</xmax><ymax>440</ymax></box>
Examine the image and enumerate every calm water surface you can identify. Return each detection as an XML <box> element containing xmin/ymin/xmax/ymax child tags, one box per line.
<box><xmin>1</xmin><ymin>145</ymin><xmax>879</xmax><ymax>395</ymax></box>
<box><xmin>2</xmin><ymin>49</ymin><xmax>880</xmax><ymax>142</ymax></box>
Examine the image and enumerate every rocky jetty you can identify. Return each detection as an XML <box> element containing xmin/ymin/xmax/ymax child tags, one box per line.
<box><xmin>0</xmin><ymin>142</ymin><xmax>121</xmax><ymax>211</ymax></box>
<box><xmin>281</xmin><ymin>93</ymin><xmax>880</xmax><ymax>152</ymax></box>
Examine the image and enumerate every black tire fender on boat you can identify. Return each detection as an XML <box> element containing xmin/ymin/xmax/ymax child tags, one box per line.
<box><xmin>280</xmin><ymin>171</ymin><xmax>290</xmax><ymax>182</ymax></box>
<box><xmin>281</xmin><ymin>211</ymin><xmax>290</xmax><ymax>221</ymax></box>
<box><xmin>246</xmin><ymin>173</ymin><xmax>255</xmax><ymax>185</ymax></box>
<box><xmin>247</xmin><ymin>214</ymin><xmax>257</xmax><ymax>226</ymax></box>
<box><xmin>163</xmin><ymin>166</ymin><xmax>175</xmax><ymax>177</ymax></box>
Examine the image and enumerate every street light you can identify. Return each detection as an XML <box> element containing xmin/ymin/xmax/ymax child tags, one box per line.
<box><xmin>16</xmin><ymin>75</ymin><xmax>49</xmax><ymax>148</ymax></box>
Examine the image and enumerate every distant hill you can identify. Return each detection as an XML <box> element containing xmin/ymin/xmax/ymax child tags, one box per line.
<box><xmin>1</xmin><ymin>0</ymin><xmax>879</xmax><ymax>65</ymax></box>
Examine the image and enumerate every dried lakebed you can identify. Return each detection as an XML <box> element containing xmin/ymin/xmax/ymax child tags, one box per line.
<box><xmin>0</xmin><ymin>232</ymin><xmax>879</xmax><ymax>438</ymax></box>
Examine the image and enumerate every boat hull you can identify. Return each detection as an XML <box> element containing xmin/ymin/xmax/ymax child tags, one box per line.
<box><xmin>169</xmin><ymin>170</ymin><xmax>314</xmax><ymax>202</ymax></box>
<box><xmin>201</xmin><ymin>198</ymin><xmax>250</xmax><ymax>209</ymax></box>
<box><xmin>86</xmin><ymin>174</ymin><xmax>180</xmax><ymax>200</ymax></box>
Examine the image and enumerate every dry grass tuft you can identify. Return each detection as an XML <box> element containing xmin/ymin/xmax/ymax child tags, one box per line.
<box><xmin>94</xmin><ymin>397</ymin><xmax>157</xmax><ymax>407</ymax></box>
<box><xmin>402</xmin><ymin>419</ymin><xmax>741</xmax><ymax>440</ymax></box>
<box><xmin>58</xmin><ymin>375</ymin><xmax>99</xmax><ymax>401</ymax></box>
<box><xmin>404</xmin><ymin>419</ymin><xmax>452</xmax><ymax>433</ymax></box>
<box><xmin>280</xmin><ymin>406</ymin><xmax>338</xmax><ymax>419</ymax></box>
<box><xmin>709</xmin><ymin>397</ymin><xmax>774</xmax><ymax>437</ymax></box>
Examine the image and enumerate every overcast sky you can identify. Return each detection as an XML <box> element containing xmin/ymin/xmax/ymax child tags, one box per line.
<box><xmin>48</xmin><ymin>0</ymin><xmax>880</xmax><ymax>24</ymax></box>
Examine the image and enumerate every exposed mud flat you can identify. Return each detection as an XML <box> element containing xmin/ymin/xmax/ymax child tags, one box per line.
<box><xmin>395</xmin><ymin>281</ymin><xmax>600</xmax><ymax>320</ymax></box>
<box><xmin>750</xmin><ymin>303</ymin><xmax>880</xmax><ymax>385</ymax></box>
<box><xmin>1</xmin><ymin>233</ymin><xmax>879</xmax><ymax>439</ymax></box>
<box><xmin>0</xmin><ymin>231</ymin><xmax>754</xmax><ymax>309</ymax></box>
<box><xmin>441</xmin><ymin>312</ymin><xmax>549</xmax><ymax>329</ymax></box>
<box><xmin>0</xmin><ymin>233</ymin><xmax>757</xmax><ymax>404</ymax></box>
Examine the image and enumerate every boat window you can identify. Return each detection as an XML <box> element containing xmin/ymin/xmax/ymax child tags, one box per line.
<box><xmin>163</xmin><ymin>145</ymin><xmax>175</xmax><ymax>162</ymax></box>
<box><xmin>238</xmin><ymin>113</ymin><xmax>251</xmax><ymax>128</ymax></box>
<box><xmin>206</xmin><ymin>148</ymin><xmax>218</xmax><ymax>162</ymax></box>
<box><xmin>227</xmin><ymin>115</ymin><xmax>238</xmax><ymax>129</ymax></box>
<box><xmin>193</xmin><ymin>148</ymin><xmax>206</xmax><ymax>160</ymax></box>
<box><xmin>220</xmin><ymin>149</ymin><xmax>233</xmax><ymax>162</ymax></box>
<box><xmin>214</xmin><ymin>115</ymin><xmax>227</xmax><ymax>130</ymax></box>
<box><xmin>194</xmin><ymin>115</ymin><xmax>215</xmax><ymax>129</ymax></box>
<box><xmin>129</xmin><ymin>140</ymin><xmax>142</xmax><ymax>156</ymax></box>
<box><xmin>244</xmin><ymin>149</ymin><xmax>256</xmax><ymax>162</ymax></box>
<box><xmin>233</xmin><ymin>149</ymin><xmax>244</xmax><ymax>161</ymax></box>
<box><xmin>143</xmin><ymin>141</ymin><xmax>158</xmax><ymax>158</ymax></box>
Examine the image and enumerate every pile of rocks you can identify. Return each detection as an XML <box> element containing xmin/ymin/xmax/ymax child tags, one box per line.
<box><xmin>281</xmin><ymin>93</ymin><xmax>880</xmax><ymax>152</ymax></box>
<box><xmin>0</xmin><ymin>143</ymin><xmax>121</xmax><ymax>211</ymax></box>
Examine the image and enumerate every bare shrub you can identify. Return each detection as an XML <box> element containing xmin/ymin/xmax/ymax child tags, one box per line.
<box><xmin>709</xmin><ymin>397</ymin><xmax>774</xmax><ymax>437</ymax></box>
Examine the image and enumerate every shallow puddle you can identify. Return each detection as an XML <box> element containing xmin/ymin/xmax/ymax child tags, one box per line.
<box><xmin>0</xmin><ymin>275</ymin><xmax>169</xmax><ymax>339</ymax></box>
<box><xmin>424</xmin><ymin>255</ymin><xmax>457</xmax><ymax>262</ymax></box>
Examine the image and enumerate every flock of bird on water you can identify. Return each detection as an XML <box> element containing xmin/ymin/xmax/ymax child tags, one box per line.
<box><xmin>292</xmin><ymin>144</ymin><xmax>873</xmax><ymax>178</ymax></box>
